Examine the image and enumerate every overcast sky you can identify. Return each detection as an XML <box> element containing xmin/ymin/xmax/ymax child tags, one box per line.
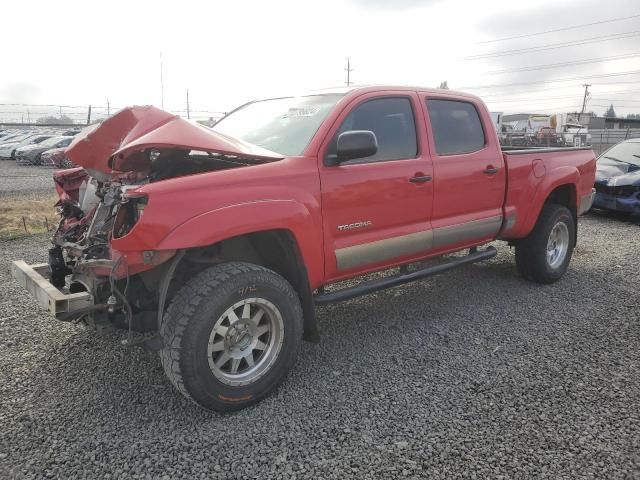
<box><xmin>1</xmin><ymin>0</ymin><xmax>639</xmax><ymax>121</ymax></box>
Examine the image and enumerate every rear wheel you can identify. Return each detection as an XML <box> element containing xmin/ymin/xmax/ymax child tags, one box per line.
<box><xmin>159</xmin><ymin>262</ymin><xmax>303</xmax><ymax>412</ymax></box>
<box><xmin>515</xmin><ymin>204</ymin><xmax>575</xmax><ymax>283</ymax></box>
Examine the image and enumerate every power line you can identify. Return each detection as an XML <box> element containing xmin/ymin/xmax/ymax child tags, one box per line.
<box><xmin>591</xmin><ymin>98</ymin><xmax>640</xmax><ymax>103</ymax></box>
<box><xmin>480</xmin><ymin>86</ymin><xmax>640</xmax><ymax>99</ymax></box>
<box><xmin>487</xmin><ymin>52</ymin><xmax>640</xmax><ymax>75</ymax></box>
<box><xmin>0</xmin><ymin>103</ymin><xmax>104</xmax><ymax>109</ymax></box>
<box><xmin>486</xmin><ymin>95</ymin><xmax>640</xmax><ymax>106</ymax></box>
<box><xmin>467</xmin><ymin>31</ymin><xmax>640</xmax><ymax>60</ymax></box>
<box><xmin>479</xmin><ymin>13</ymin><xmax>640</xmax><ymax>44</ymax></box>
<box><xmin>459</xmin><ymin>69</ymin><xmax>640</xmax><ymax>90</ymax></box>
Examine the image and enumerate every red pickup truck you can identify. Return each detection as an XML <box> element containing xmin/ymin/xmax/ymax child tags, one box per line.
<box><xmin>12</xmin><ymin>86</ymin><xmax>596</xmax><ymax>411</ymax></box>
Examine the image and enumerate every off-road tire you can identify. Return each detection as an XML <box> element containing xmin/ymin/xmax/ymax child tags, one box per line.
<box><xmin>515</xmin><ymin>204</ymin><xmax>575</xmax><ymax>284</ymax></box>
<box><xmin>159</xmin><ymin>262</ymin><xmax>303</xmax><ymax>412</ymax></box>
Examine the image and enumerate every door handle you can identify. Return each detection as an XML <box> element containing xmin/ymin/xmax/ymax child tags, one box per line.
<box><xmin>483</xmin><ymin>166</ymin><xmax>499</xmax><ymax>175</ymax></box>
<box><xmin>409</xmin><ymin>175</ymin><xmax>432</xmax><ymax>183</ymax></box>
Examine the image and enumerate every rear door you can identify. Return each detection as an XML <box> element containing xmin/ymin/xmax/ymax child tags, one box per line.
<box><xmin>420</xmin><ymin>95</ymin><xmax>506</xmax><ymax>252</ymax></box>
<box><xmin>319</xmin><ymin>92</ymin><xmax>434</xmax><ymax>282</ymax></box>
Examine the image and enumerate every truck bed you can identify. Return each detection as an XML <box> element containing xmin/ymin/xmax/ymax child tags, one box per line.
<box><xmin>499</xmin><ymin>146</ymin><xmax>597</xmax><ymax>240</ymax></box>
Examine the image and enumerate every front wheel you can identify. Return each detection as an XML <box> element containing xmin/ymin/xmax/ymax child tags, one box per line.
<box><xmin>515</xmin><ymin>204</ymin><xmax>575</xmax><ymax>283</ymax></box>
<box><xmin>159</xmin><ymin>262</ymin><xmax>303</xmax><ymax>412</ymax></box>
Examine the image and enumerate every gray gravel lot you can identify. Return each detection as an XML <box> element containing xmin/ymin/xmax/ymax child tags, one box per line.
<box><xmin>0</xmin><ymin>161</ymin><xmax>56</xmax><ymax>195</ymax></box>
<box><xmin>0</xmin><ymin>207</ymin><xmax>639</xmax><ymax>478</ymax></box>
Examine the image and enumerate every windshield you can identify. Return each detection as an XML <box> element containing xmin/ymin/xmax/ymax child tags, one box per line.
<box><xmin>28</xmin><ymin>136</ymin><xmax>51</xmax><ymax>144</ymax></box>
<box><xmin>40</xmin><ymin>136</ymin><xmax>64</xmax><ymax>147</ymax></box>
<box><xmin>212</xmin><ymin>94</ymin><xmax>345</xmax><ymax>156</ymax></box>
<box><xmin>599</xmin><ymin>141</ymin><xmax>640</xmax><ymax>167</ymax></box>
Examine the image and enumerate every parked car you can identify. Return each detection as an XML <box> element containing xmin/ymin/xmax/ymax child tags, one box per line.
<box><xmin>40</xmin><ymin>146</ymin><xmax>75</xmax><ymax>168</ymax></box>
<box><xmin>60</xmin><ymin>129</ymin><xmax>81</xmax><ymax>136</ymax></box>
<box><xmin>0</xmin><ymin>134</ymin><xmax>55</xmax><ymax>159</ymax></box>
<box><xmin>0</xmin><ymin>130</ymin><xmax>16</xmax><ymax>139</ymax></box>
<box><xmin>592</xmin><ymin>138</ymin><xmax>640</xmax><ymax>218</ymax></box>
<box><xmin>11</xmin><ymin>87</ymin><xmax>596</xmax><ymax>412</ymax></box>
<box><xmin>0</xmin><ymin>132</ymin><xmax>33</xmax><ymax>146</ymax></box>
<box><xmin>15</xmin><ymin>136</ymin><xmax>74</xmax><ymax>165</ymax></box>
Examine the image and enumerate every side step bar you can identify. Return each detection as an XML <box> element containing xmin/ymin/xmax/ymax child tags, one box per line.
<box><xmin>314</xmin><ymin>246</ymin><xmax>497</xmax><ymax>305</ymax></box>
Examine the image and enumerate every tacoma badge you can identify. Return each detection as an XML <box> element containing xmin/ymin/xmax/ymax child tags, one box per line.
<box><xmin>338</xmin><ymin>221</ymin><xmax>372</xmax><ymax>231</ymax></box>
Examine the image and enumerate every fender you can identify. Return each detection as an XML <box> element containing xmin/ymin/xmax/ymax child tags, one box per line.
<box><xmin>156</xmin><ymin>199</ymin><xmax>325</xmax><ymax>288</ymax></box>
<box><xmin>518</xmin><ymin>166</ymin><xmax>579</xmax><ymax>238</ymax></box>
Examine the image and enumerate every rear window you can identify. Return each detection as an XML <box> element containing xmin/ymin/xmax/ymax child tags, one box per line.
<box><xmin>426</xmin><ymin>99</ymin><xmax>486</xmax><ymax>155</ymax></box>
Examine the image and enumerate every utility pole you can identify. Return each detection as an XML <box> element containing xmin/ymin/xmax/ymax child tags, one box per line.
<box><xmin>160</xmin><ymin>52</ymin><xmax>165</xmax><ymax>109</ymax></box>
<box><xmin>87</xmin><ymin>105</ymin><xmax>92</xmax><ymax>125</ymax></box>
<box><xmin>27</xmin><ymin>109</ymin><xmax>30</xmax><ymax>124</ymax></box>
<box><xmin>186</xmin><ymin>89</ymin><xmax>190</xmax><ymax>119</ymax></box>
<box><xmin>580</xmin><ymin>84</ymin><xmax>591</xmax><ymax>114</ymax></box>
<box><xmin>106</xmin><ymin>98</ymin><xmax>111</xmax><ymax>115</ymax></box>
<box><xmin>344</xmin><ymin>57</ymin><xmax>353</xmax><ymax>86</ymax></box>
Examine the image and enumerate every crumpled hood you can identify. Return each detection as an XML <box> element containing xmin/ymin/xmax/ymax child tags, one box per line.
<box><xmin>596</xmin><ymin>159</ymin><xmax>640</xmax><ymax>186</ymax></box>
<box><xmin>65</xmin><ymin>105</ymin><xmax>282</xmax><ymax>176</ymax></box>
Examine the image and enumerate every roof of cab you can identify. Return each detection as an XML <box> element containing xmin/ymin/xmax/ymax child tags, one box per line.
<box><xmin>301</xmin><ymin>84</ymin><xmax>482</xmax><ymax>102</ymax></box>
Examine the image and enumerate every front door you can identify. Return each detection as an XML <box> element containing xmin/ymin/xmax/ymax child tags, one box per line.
<box><xmin>319</xmin><ymin>92</ymin><xmax>433</xmax><ymax>282</ymax></box>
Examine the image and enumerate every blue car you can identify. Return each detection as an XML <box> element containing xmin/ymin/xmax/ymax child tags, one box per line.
<box><xmin>593</xmin><ymin>139</ymin><xmax>640</xmax><ymax>218</ymax></box>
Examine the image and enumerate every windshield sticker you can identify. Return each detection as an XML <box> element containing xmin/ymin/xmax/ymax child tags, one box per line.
<box><xmin>282</xmin><ymin>106</ymin><xmax>320</xmax><ymax>118</ymax></box>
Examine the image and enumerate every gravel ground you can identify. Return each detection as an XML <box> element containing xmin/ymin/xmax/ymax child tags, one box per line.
<box><xmin>0</xmin><ymin>212</ymin><xmax>639</xmax><ymax>479</ymax></box>
<box><xmin>0</xmin><ymin>161</ymin><xmax>56</xmax><ymax>195</ymax></box>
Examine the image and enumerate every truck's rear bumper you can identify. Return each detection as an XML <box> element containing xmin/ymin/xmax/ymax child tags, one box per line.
<box><xmin>11</xmin><ymin>261</ymin><xmax>94</xmax><ymax>319</ymax></box>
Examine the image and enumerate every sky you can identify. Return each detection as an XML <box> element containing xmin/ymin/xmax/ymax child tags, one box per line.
<box><xmin>0</xmin><ymin>0</ymin><xmax>639</xmax><ymax>122</ymax></box>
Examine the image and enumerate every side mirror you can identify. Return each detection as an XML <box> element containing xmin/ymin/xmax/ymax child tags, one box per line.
<box><xmin>328</xmin><ymin>130</ymin><xmax>378</xmax><ymax>165</ymax></box>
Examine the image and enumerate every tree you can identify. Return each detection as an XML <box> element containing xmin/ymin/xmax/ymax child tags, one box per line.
<box><xmin>604</xmin><ymin>105</ymin><xmax>616</xmax><ymax>118</ymax></box>
<box><xmin>36</xmin><ymin>115</ymin><xmax>75</xmax><ymax>125</ymax></box>
<box><xmin>438</xmin><ymin>81</ymin><xmax>449</xmax><ymax>89</ymax></box>
<box><xmin>626</xmin><ymin>113</ymin><xmax>640</xmax><ymax>119</ymax></box>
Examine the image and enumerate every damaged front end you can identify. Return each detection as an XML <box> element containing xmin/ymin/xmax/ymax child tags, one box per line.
<box><xmin>13</xmin><ymin>167</ymin><xmax>164</xmax><ymax>330</ymax></box>
<box><xmin>11</xmin><ymin>105</ymin><xmax>282</xmax><ymax>332</ymax></box>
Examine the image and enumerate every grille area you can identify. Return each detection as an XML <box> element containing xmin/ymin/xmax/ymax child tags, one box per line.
<box><xmin>594</xmin><ymin>183</ymin><xmax>639</xmax><ymax>197</ymax></box>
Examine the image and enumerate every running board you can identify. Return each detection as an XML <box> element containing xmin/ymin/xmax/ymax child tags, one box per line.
<box><xmin>314</xmin><ymin>246</ymin><xmax>497</xmax><ymax>305</ymax></box>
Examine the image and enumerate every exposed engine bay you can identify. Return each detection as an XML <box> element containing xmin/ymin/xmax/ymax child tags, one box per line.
<box><xmin>50</xmin><ymin>149</ymin><xmax>267</xmax><ymax>331</ymax></box>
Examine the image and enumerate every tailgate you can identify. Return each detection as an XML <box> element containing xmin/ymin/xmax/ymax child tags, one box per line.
<box><xmin>11</xmin><ymin>261</ymin><xmax>93</xmax><ymax>318</ymax></box>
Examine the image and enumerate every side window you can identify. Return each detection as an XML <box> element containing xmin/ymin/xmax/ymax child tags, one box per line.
<box><xmin>328</xmin><ymin>97</ymin><xmax>418</xmax><ymax>163</ymax></box>
<box><xmin>426</xmin><ymin>99</ymin><xmax>486</xmax><ymax>155</ymax></box>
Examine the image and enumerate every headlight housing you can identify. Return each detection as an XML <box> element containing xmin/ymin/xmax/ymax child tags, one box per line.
<box><xmin>113</xmin><ymin>192</ymin><xmax>148</xmax><ymax>239</ymax></box>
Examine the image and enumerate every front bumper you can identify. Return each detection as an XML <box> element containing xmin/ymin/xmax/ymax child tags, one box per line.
<box><xmin>39</xmin><ymin>155</ymin><xmax>55</xmax><ymax>167</ymax></box>
<box><xmin>15</xmin><ymin>153</ymin><xmax>33</xmax><ymax>165</ymax></box>
<box><xmin>11</xmin><ymin>261</ymin><xmax>94</xmax><ymax>319</ymax></box>
<box><xmin>593</xmin><ymin>191</ymin><xmax>640</xmax><ymax>215</ymax></box>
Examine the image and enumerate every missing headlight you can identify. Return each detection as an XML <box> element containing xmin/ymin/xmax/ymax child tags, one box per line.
<box><xmin>113</xmin><ymin>195</ymin><xmax>147</xmax><ymax>239</ymax></box>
